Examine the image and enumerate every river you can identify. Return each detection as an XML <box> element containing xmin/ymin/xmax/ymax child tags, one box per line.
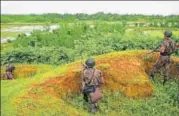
<box><xmin>1</xmin><ymin>24</ymin><xmax>60</xmax><ymax>43</ymax></box>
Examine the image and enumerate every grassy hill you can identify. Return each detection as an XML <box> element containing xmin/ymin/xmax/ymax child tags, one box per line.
<box><xmin>1</xmin><ymin>50</ymin><xmax>179</xmax><ymax>116</ymax></box>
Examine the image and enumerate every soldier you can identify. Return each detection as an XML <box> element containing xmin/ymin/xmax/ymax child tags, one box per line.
<box><xmin>81</xmin><ymin>58</ymin><xmax>105</xmax><ymax>113</ymax></box>
<box><xmin>148</xmin><ymin>30</ymin><xmax>178</xmax><ymax>85</ymax></box>
<box><xmin>4</xmin><ymin>63</ymin><xmax>15</xmax><ymax>80</ymax></box>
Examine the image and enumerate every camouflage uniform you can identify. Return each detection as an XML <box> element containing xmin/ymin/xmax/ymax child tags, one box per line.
<box><xmin>82</xmin><ymin>59</ymin><xmax>104</xmax><ymax>113</ymax></box>
<box><xmin>5</xmin><ymin>64</ymin><xmax>15</xmax><ymax>80</ymax></box>
<box><xmin>150</xmin><ymin>37</ymin><xmax>176</xmax><ymax>85</ymax></box>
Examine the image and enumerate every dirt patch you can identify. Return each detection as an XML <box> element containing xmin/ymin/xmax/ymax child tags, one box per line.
<box><xmin>14</xmin><ymin>65</ymin><xmax>38</xmax><ymax>78</ymax></box>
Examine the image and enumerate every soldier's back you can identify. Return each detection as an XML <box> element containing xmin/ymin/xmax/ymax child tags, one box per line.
<box><xmin>83</xmin><ymin>68</ymin><xmax>102</xmax><ymax>86</ymax></box>
<box><xmin>162</xmin><ymin>38</ymin><xmax>176</xmax><ymax>55</ymax></box>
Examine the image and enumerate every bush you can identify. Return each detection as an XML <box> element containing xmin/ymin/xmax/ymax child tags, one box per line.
<box><xmin>1</xmin><ymin>47</ymin><xmax>74</xmax><ymax>65</ymax></box>
<box><xmin>2</xmin><ymin>22</ymin><xmax>179</xmax><ymax>65</ymax></box>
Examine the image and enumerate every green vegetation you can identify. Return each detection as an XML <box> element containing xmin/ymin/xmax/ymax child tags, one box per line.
<box><xmin>69</xmin><ymin>81</ymin><xmax>179</xmax><ymax>116</ymax></box>
<box><xmin>1</xmin><ymin>13</ymin><xmax>179</xmax><ymax>25</ymax></box>
<box><xmin>1</xmin><ymin>64</ymin><xmax>57</xmax><ymax>116</ymax></box>
<box><xmin>1</xmin><ymin>21</ymin><xmax>179</xmax><ymax>65</ymax></box>
<box><xmin>1</xmin><ymin>62</ymin><xmax>179</xmax><ymax>116</ymax></box>
<box><xmin>1</xmin><ymin>13</ymin><xmax>179</xmax><ymax>116</ymax></box>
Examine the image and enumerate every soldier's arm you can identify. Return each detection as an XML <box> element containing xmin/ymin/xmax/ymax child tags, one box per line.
<box><xmin>176</xmin><ymin>44</ymin><xmax>179</xmax><ymax>48</ymax></box>
<box><xmin>82</xmin><ymin>82</ymin><xmax>85</xmax><ymax>91</ymax></box>
<box><xmin>81</xmin><ymin>64</ymin><xmax>90</xmax><ymax>90</ymax></box>
<box><xmin>101</xmin><ymin>76</ymin><xmax>105</xmax><ymax>85</ymax></box>
<box><xmin>157</xmin><ymin>40</ymin><xmax>167</xmax><ymax>53</ymax></box>
<box><xmin>159</xmin><ymin>45</ymin><xmax>165</xmax><ymax>53</ymax></box>
<box><xmin>155</xmin><ymin>40</ymin><xmax>165</xmax><ymax>52</ymax></box>
<box><xmin>153</xmin><ymin>46</ymin><xmax>161</xmax><ymax>52</ymax></box>
<box><xmin>81</xmin><ymin>80</ymin><xmax>85</xmax><ymax>91</ymax></box>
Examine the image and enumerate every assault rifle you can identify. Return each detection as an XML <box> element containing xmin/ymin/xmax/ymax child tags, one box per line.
<box><xmin>147</xmin><ymin>40</ymin><xmax>163</xmax><ymax>54</ymax></box>
<box><xmin>147</xmin><ymin>39</ymin><xmax>179</xmax><ymax>55</ymax></box>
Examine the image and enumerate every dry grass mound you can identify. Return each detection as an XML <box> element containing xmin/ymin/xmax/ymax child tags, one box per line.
<box><xmin>39</xmin><ymin>50</ymin><xmax>179</xmax><ymax>98</ymax></box>
<box><xmin>1</xmin><ymin>64</ymin><xmax>53</xmax><ymax>79</ymax></box>
<box><xmin>1</xmin><ymin>64</ymin><xmax>38</xmax><ymax>79</ymax></box>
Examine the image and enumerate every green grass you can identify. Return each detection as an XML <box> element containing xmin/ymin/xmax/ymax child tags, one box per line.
<box><xmin>1</xmin><ymin>32</ymin><xmax>20</xmax><ymax>38</ymax></box>
<box><xmin>1</xmin><ymin>62</ymin><xmax>179</xmax><ymax>116</ymax></box>
<box><xmin>2</xmin><ymin>79</ymin><xmax>178</xmax><ymax>116</ymax></box>
<box><xmin>1</xmin><ymin>64</ymin><xmax>58</xmax><ymax>116</ymax></box>
<box><xmin>69</xmin><ymin>81</ymin><xmax>179</xmax><ymax>116</ymax></box>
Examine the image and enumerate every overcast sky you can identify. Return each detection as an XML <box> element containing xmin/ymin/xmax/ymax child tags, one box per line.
<box><xmin>1</xmin><ymin>1</ymin><xmax>179</xmax><ymax>15</ymax></box>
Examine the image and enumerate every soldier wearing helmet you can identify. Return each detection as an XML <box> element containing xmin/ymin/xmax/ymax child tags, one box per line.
<box><xmin>5</xmin><ymin>63</ymin><xmax>15</xmax><ymax>80</ymax></box>
<box><xmin>149</xmin><ymin>30</ymin><xmax>178</xmax><ymax>85</ymax></box>
<box><xmin>81</xmin><ymin>58</ymin><xmax>105</xmax><ymax>113</ymax></box>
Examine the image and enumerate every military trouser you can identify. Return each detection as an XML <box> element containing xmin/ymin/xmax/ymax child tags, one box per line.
<box><xmin>83</xmin><ymin>93</ymin><xmax>97</xmax><ymax>113</ymax></box>
<box><xmin>83</xmin><ymin>87</ymin><xmax>102</xmax><ymax>113</ymax></box>
<box><xmin>150</xmin><ymin>55</ymin><xmax>171</xmax><ymax>85</ymax></box>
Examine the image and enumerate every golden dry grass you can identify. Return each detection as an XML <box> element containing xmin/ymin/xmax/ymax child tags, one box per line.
<box><xmin>33</xmin><ymin>51</ymin><xmax>178</xmax><ymax>98</ymax></box>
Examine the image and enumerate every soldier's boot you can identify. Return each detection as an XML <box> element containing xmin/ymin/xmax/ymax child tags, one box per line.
<box><xmin>163</xmin><ymin>78</ymin><xmax>167</xmax><ymax>85</ymax></box>
<box><xmin>83</xmin><ymin>93</ymin><xmax>89</xmax><ymax>102</ymax></box>
<box><xmin>95</xmin><ymin>103</ymin><xmax>98</xmax><ymax>109</ymax></box>
<box><xmin>90</xmin><ymin>103</ymin><xmax>96</xmax><ymax>114</ymax></box>
<box><xmin>149</xmin><ymin>66</ymin><xmax>158</xmax><ymax>81</ymax></box>
<box><xmin>95</xmin><ymin>103</ymin><xmax>101</xmax><ymax>112</ymax></box>
<box><xmin>149</xmin><ymin>72</ymin><xmax>155</xmax><ymax>81</ymax></box>
<box><xmin>163</xmin><ymin>76</ymin><xmax>168</xmax><ymax>85</ymax></box>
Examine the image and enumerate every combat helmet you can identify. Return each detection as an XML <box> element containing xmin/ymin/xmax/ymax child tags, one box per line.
<box><xmin>85</xmin><ymin>58</ymin><xmax>95</xmax><ymax>68</ymax></box>
<box><xmin>164</xmin><ymin>30</ymin><xmax>172</xmax><ymax>37</ymax></box>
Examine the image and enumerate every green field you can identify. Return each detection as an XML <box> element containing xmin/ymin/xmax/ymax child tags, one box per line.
<box><xmin>1</xmin><ymin>13</ymin><xmax>179</xmax><ymax>116</ymax></box>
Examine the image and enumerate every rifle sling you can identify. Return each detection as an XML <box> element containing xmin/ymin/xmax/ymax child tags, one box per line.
<box><xmin>88</xmin><ymin>69</ymin><xmax>96</xmax><ymax>85</ymax></box>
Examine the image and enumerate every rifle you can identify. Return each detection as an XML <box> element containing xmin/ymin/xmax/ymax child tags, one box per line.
<box><xmin>147</xmin><ymin>40</ymin><xmax>163</xmax><ymax>54</ymax></box>
<box><xmin>174</xmin><ymin>43</ymin><xmax>179</xmax><ymax>55</ymax></box>
<box><xmin>80</xmin><ymin>51</ymin><xmax>88</xmax><ymax>93</ymax></box>
<box><xmin>147</xmin><ymin>40</ymin><xmax>179</xmax><ymax>55</ymax></box>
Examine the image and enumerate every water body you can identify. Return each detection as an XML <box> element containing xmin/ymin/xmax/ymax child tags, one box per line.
<box><xmin>1</xmin><ymin>24</ymin><xmax>60</xmax><ymax>43</ymax></box>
